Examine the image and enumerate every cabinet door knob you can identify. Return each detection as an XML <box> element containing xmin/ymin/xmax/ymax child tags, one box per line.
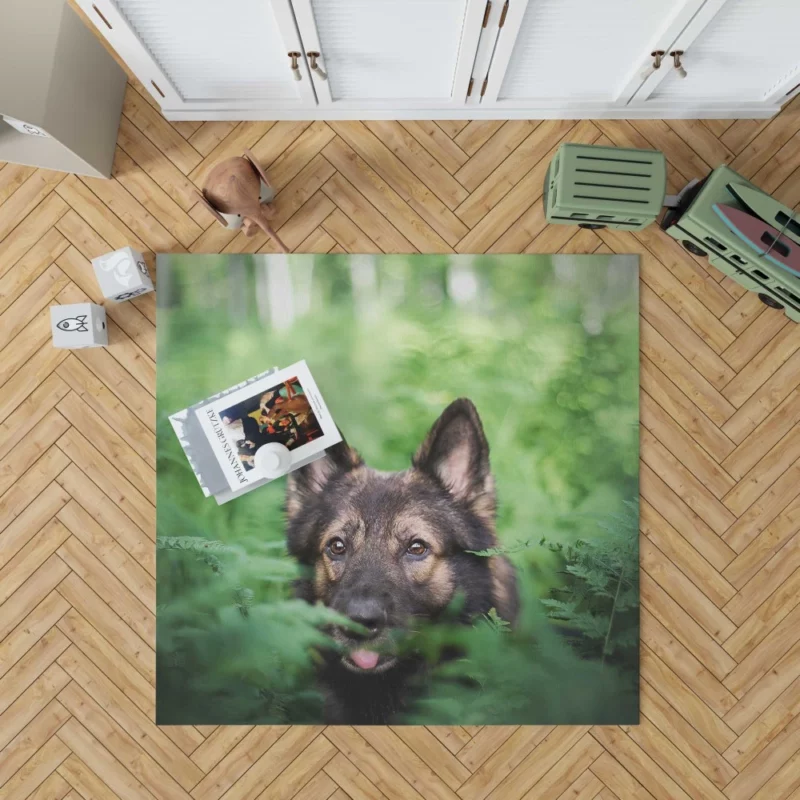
<box><xmin>307</xmin><ymin>52</ymin><xmax>328</xmax><ymax>81</ymax></box>
<box><xmin>670</xmin><ymin>50</ymin><xmax>687</xmax><ymax>79</ymax></box>
<box><xmin>288</xmin><ymin>52</ymin><xmax>302</xmax><ymax>81</ymax></box>
<box><xmin>640</xmin><ymin>50</ymin><xmax>665</xmax><ymax>81</ymax></box>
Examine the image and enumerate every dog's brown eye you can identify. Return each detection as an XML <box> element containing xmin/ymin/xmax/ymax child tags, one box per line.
<box><xmin>407</xmin><ymin>540</ymin><xmax>428</xmax><ymax>557</ymax></box>
<box><xmin>328</xmin><ymin>537</ymin><xmax>346</xmax><ymax>557</ymax></box>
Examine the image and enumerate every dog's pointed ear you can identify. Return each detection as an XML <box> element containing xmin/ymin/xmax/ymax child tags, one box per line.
<box><xmin>413</xmin><ymin>399</ymin><xmax>495</xmax><ymax>523</ymax></box>
<box><xmin>285</xmin><ymin>439</ymin><xmax>362</xmax><ymax>520</ymax></box>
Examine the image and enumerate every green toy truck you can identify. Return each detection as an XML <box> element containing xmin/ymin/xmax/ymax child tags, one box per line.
<box><xmin>544</xmin><ymin>142</ymin><xmax>800</xmax><ymax>322</ymax></box>
<box><xmin>660</xmin><ymin>164</ymin><xmax>800</xmax><ymax>322</ymax></box>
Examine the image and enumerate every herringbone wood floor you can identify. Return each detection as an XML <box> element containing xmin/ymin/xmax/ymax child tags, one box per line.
<box><xmin>3</xmin><ymin>61</ymin><xmax>800</xmax><ymax>799</ymax></box>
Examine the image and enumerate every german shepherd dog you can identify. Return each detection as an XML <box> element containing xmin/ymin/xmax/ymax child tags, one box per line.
<box><xmin>285</xmin><ymin>398</ymin><xmax>519</xmax><ymax>724</ymax></box>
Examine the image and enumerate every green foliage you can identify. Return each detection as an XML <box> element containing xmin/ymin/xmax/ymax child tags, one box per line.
<box><xmin>401</xmin><ymin>581</ymin><xmax>638</xmax><ymax>725</ymax></box>
<box><xmin>156</xmin><ymin>525</ymin><xmax>360</xmax><ymax>724</ymax></box>
<box><xmin>157</xmin><ymin>536</ymin><xmax>234</xmax><ymax>574</ymax></box>
<box><xmin>466</xmin><ymin>538</ymin><xmax>538</xmax><ymax>557</ymax></box>
<box><xmin>155</xmin><ymin>253</ymin><xmax>640</xmax><ymax>724</ymax></box>
<box><xmin>539</xmin><ymin>501</ymin><xmax>639</xmax><ymax>668</ymax></box>
<box><xmin>483</xmin><ymin>607</ymin><xmax>512</xmax><ymax>634</ymax></box>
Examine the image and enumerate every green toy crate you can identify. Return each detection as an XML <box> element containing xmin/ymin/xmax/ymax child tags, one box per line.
<box><xmin>661</xmin><ymin>164</ymin><xmax>800</xmax><ymax>322</ymax></box>
<box><xmin>543</xmin><ymin>143</ymin><xmax>667</xmax><ymax>231</ymax></box>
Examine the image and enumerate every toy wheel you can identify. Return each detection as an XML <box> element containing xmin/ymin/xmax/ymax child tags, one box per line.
<box><xmin>758</xmin><ymin>293</ymin><xmax>784</xmax><ymax>310</ymax></box>
<box><xmin>682</xmin><ymin>240</ymin><xmax>707</xmax><ymax>257</ymax></box>
<box><xmin>578</xmin><ymin>223</ymin><xmax>606</xmax><ymax>230</ymax></box>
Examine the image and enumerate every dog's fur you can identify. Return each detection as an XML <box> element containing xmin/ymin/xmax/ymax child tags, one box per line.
<box><xmin>285</xmin><ymin>398</ymin><xmax>519</xmax><ymax>724</ymax></box>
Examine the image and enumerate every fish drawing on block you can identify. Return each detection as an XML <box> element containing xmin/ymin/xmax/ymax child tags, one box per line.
<box><xmin>100</xmin><ymin>250</ymin><xmax>134</xmax><ymax>286</ymax></box>
<box><xmin>57</xmin><ymin>315</ymin><xmax>89</xmax><ymax>332</ymax></box>
<box><xmin>713</xmin><ymin>204</ymin><xmax>800</xmax><ymax>278</ymax></box>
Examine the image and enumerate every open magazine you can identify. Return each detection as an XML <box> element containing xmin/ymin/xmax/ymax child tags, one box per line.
<box><xmin>169</xmin><ymin>361</ymin><xmax>342</xmax><ymax>504</ymax></box>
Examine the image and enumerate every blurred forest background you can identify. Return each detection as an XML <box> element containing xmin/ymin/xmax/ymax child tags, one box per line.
<box><xmin>156</xmin><ymin>253</ymin><xmax>640</xmax><ymax>725</ymax></box>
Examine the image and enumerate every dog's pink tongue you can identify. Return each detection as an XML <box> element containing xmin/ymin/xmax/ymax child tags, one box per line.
<box><xmin>350</xmin><ymin>649</ymin><xmax>380</xmax><ymax>670</ymax></box>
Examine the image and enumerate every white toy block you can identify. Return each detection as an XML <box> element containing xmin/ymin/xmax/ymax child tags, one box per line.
<box><xmin>92</xmin><ymin>246</ymin><xmax>154</xmax><ymax>302</ymax></box>
<box><xmin>50</xmin><ymin>303</ymin><xmax>108</xmax><ymax>349</ymax></box>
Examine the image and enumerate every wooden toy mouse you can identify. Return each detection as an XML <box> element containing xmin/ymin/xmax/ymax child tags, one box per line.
<box><xmin>196</xmin><ymin>149</ymin><xmax>288</xmax><ymax>253</ymax></box>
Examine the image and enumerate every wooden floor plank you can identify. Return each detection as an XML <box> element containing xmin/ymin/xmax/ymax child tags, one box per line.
<box><xmin>723</xmin><ymin>538</ymin><xmax>800</xmax><ymax>626</ymax></box>
<box><xmin>0</xmin><ymin>699</ymin><xmax>71</xmax><ymax>791</ymax></box>
<box><xmin>0</xmin><ymin>555</ymin><xmax>71</xmax><ymax>645</ymax></box>
<box><xmin>323</xmin><ymin>752</ymin><xmax>388</xmax><ymax>800</ymax></box>
<box><xmin>122</xmin><ymin>86</ymin><xmax>202</xmax><ymax>175</ymax></box>
<box><xmin>723</xmin><ymin>641</ymin><xmax>800</xmax><ymax>734</ymax></box>
<box><xmin>640</xmin><ymin>462</ymin><xmax>736</xmax><ymax>572</ymax></box>
<box><xmin>641</xmin><ymin>572</ymin><xmax>737</xmax><ymax>682</ymax></box>
<box><xmin>590</xmin><ymin>751</ymin><xmax>656</xmax><ymax>800</ymax></box>
<box><xmin>722</xmin><ymin>349</ymin><xmax>800</xmax><ymax>447</ymax></box>
<box><xmin>0</xmin><ymin>170</ymin><xmax>65</xmax><ymax>242</ymax></box>
<box><xmin>0</xmin><ymin>486</ymin><xmax>70</xmax><ymax>577</ymax></box>
<box><xmin>457</xmin><ymin>121</ymin><xmax>598</xmax><ymax>252</ymax></box>
<box><xmin>363</xmin><ymin>120</ymin><xmax>469</xmax><ymax>210</ymax></box>
<box><xmin>641</xmin><ymin>537</ymin><xmax>736</xmax><ymax>643</ymax></box>
<box><xmin>322</xmin><ymin>137</ymin><xmax>448</xmax><ymax>252</ymax></box>
<box><xmin>399</xmin><ymin>121</ymin><xmax>469</xmax><ymax>175</ymax></box>
<box><xmin>57</xmin><ymin>682</ymin><xmax>193</xmax><ymax>800</ymax></box>
<box><xmin>56</xmin><ymin>572</ymin><xmax>155</xmax><ymax>684</ymax></box>
<box><xmin>723</xmin><ymin>676</ymin><xmax>800</xmax><ymax>773</ymax></box>
<box><xmin>329</xmin><ymin>122</ymin><xmax>467</xmax><ymax>247</ymax></box>
<box><xmin>57</xmin><ymin>609</ymin><xmax>155</xmax><ymax>716</ymax></box>
<box><xmin>56</xmin><ymin>717</ymin><xmax>159</xmax><ymax>800</ymax></box>
<box><xmin>190</xmin><ymin>727</ymin><xmax>289</xmax><ymax>800</ymax></box>
<box><xmin>0</xmin><ymin>446</ymin><xmax>70</xmax><ymax>537</ymax></box>
<box><xmin>0</xmin><ymin>192</ymin><xmax>69</xmax><ymax>274</ymax></box>
<box><xmin>640</xmin><ymin>357</ymin><xmax>735</xmax><ymax>463</ymax></box>
<box><xmin>640</xmin><ymin>320</ymin><xmax>736</xmax><ymax>427</ymax></box>
<box><xmin>116</xmin><ymin>115</ymin><xmax>200</xmax><ymax>212</ymax></box>
<box><xmin>620</xmin><ymin>715</ymin><xmax>728</xmax><ymax>800</ymax></box>
<box><xmin>0</xmin><ymin>163</ymin><xmax>37</xmax><ymax>206</ymax></box>
<box><xmin>0</xmin><ymin>228</ymin><xmax>68</xmax><ymax>316</ymax></box>
<box><xmin>454</xmin><ymin>121</ymin><xmax>538</xmax><ymax>192</ymax></box>
<box><xmin>454</xmin><ymin>121</ymin><xmax>507</xmax><ymax>156</ymax></box>
<box><xmin>454</xmin><ymin>120</ymin><xmax>574</xmax><ymax>229</ymax></box>
<box><xmin>57</xmin><ymin>754</ymin><xmax>122</xmax><ymax>800</ymax></box>
<box><xmin>457</xmin><ymin>728</ymin><xmax>551</xmax><ymax>800</ymax></box>
<box><xmin>641</xmin><ymin>499</ymin><xmax>735</xmax><ymax>609</ymax></box>
<box><xmin>321</xmin><ymin>173</ymin><xmax>414</xmax><ymax>253</ymax></box>
<box><xmin>57</xmin><ymin>646</ymin><xmax>204</xmax><ymax>791</ymax></box>
<box><xmin>56</xmin><ymin>536</ymin><xmax>154</xmax><ymax>644</ymax></box>
<box><xmin>0</xmin><ymin>592</ymin><xmax>70</xmax><ymax>682</ymax></box>
<box><xmin>0</xmin><ymin>264</ymin><xmax>70</xmax><ymax>344</ymax></box>
<box><xmin>642</xmin><ymin>609</ymin><xmax>734</xmax><ymax>718</ymax></box>
<box><xmin>324</xmin><ymin>727</ymin><xmax>425</xmax><ymax>800</ymax></box>
<box><xmin>111</xmin><ymin>148</ymin><xmax>202</xmax><ymax>249</ymax></box>
<box><xmin>0</xmin><ymin>734</ymin><xmax>71</xmax><ymax>800</ymax></box>
<box><xmin>590</xmin><ymin>726</ymin><xmax>696</xmax><ymax>800</ymax></box>
<box><xmin>722</xmin><ymin>325</ymin><xmax>800</xmax><ymax>408</ymax></box>
<box><xmin>639</xmin><ymin>680</ymin><xmax>737</xmax><ymax>790</ymax></box>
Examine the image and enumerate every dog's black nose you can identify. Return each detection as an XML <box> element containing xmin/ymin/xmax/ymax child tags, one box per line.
<box><xmin>346</xmin><ymin>597</ymin><xmax>384</xmax><ymax>634</ymax></box>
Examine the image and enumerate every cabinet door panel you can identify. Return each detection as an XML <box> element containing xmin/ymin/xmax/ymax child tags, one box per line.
<box><xmin>490</xmin><ymin>0</ymin><xmax>689</xmax><ymax>104</ymax></box>
<box><xmin>481</xmin><ymin>0</ymin><xmax>707</xmax><ymax>108</ymax></box>
<box><xmin>292</xmin><ymin>0</ymin><xmax>484</xmax><ymax>107</ymax></box>
<box><xmin>79</xmin><ymin>0</ymin><xmax>315</xmax><ymax>109</ymax></box>
<box><xmin>645</xmin><ymin>0</ymin><xmax>800</xmax><ymax>104</ymax></box>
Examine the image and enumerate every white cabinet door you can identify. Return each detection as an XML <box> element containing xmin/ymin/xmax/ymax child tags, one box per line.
<box><xmin>290</xmin><ymin>0</ymin><xmax>486</xmax><ymax>108</ymax></box>
<box><xmin>480</xmin><ymin>0</ymin><xmax>707</xmax><ymax>110</ymax></box>
<box><xmin>633</xmin><ymin>0</ymin><xmax>800</xmax><ymax>109</ymax></box>
<box><xmin>75</xmin><ymin>0</ymin><xmax>316</xmax><ymax>112</ymax></box>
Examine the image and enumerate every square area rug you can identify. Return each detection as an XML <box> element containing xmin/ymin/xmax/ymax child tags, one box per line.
<box><xmin>156</xmin><ymin>253</ymin><xmax>639</xmax><ymax>725</ymax></box>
